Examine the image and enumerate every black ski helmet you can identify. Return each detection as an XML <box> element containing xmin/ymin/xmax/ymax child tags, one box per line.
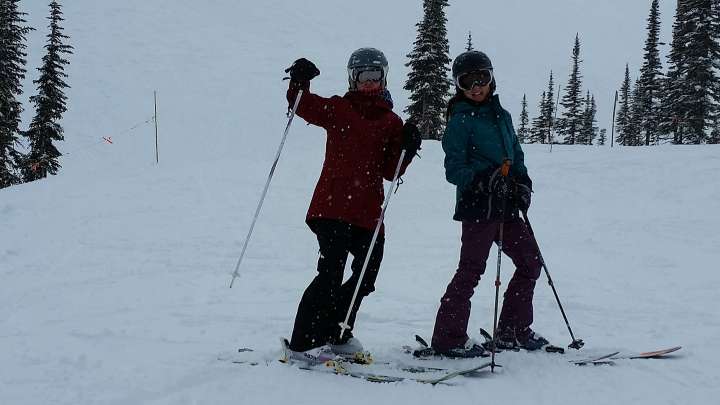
<box><xmin>347</xmin><ymin>47</ymin><xmax>389</xmax><ymax>90</ymax></box>
<box><xmin>451</xmin><ymin>51</ymin><xmax>495</xmax><ymax>93</ymax></box>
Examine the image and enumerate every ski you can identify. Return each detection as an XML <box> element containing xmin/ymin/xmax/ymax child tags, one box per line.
<box><xmin>276</xmin><ymin>336</ymin><xmax>493</xmax><ymax>385</ymax></box>
<box><xmin>569</xmin><ymin>351</ymin><xmax>621</xmax><ymax>366</ymax></box>
<box><xmin>313</xmin><ymin>358</ymin><xmax>493</xmax><ymax>385</ymax></box>
<box><xmin>570</xmin><ymin>346</ymin><xmax>681</xmax><ymax>365</ymax></box>
<box><xmin>612</xmin><ymin>346</ymin><xmax>682</xmax><ymax>360</ymax></box>
<box><xmin>224</xmin><ymin>343</ymin><xmax>486</xmax><ymax>376</ymax></box>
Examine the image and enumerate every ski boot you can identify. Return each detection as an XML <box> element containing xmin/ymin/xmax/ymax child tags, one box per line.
<box><xmin>514</xmin><ymin>327</ymin><xmax>551</xmax><ymax>351</ymax></box>
<box><xmin>280</xmin><ymin>338</ymin><xmax>338</xmax><ymax>365</ymax></box>
<box><xmin>435</xmin><ymin>338</ymin><xmax>488</xmax><ymax>359</ymax></box>
<box><xmin>489</xmin><ymin>327</ymin><xmax>564</xmax><ymax>353</ymax></box>
<box><xmin>329</xmin><ymin>337</ymin><xmax>373</xmax><ymax>364</ymax></box>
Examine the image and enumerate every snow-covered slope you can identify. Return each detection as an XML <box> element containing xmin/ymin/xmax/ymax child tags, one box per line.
<box><xmin>3</xmin><ymin>1</ymin><xmax>718</xmax><ymax>404</ymax></box>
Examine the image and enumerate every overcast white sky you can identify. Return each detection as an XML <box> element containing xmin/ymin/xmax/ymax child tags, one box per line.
<box><xmin>446</xmin><ymin>0</ymin><xmax>677</xmax><ymax>130</ymax></box>
<box><xmin>17</xmin><ymin>0</ymin><xmax>679</xmax><ymax>154</ymax></box>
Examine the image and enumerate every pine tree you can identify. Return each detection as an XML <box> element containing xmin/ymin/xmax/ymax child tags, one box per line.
<box><xmin>637</xmin><ymin>0</ymin><xmax>664</xmax><ymax>145</ymax></box>
<box><xmin>625</xmin><ymin>79</ymin><xmax>644</xmax><ymax>146</ymax></box>
<box><xmin>578</xmin><ymin>92</ymin><xmax>598</xmax><ymax>145</ymax></box>
<box><xmin>542</xmin><ymin>70</ymin><xmax>556</xmax><ymax>144</ymax></box>
<box><xmin>466</xmin><ymin>31</ymin><xmax>474</xmax><ymax>51</ymax></box>
<box><xmin>598</xmin><ymin>128</ymin><xmax>607</xmax><ymax>145</ymax></box>
<box><xmin>517</xmin><ymin>94</ymin><xmax>530</xmax><ymax>143</ymax></box>
<box><xmin>661</xmin><ymin>0</ymin><xmax>720</xmax><ymax>144</ymax></box>
<box><xmin>528</xmin><ymin>71</ymin><xmax>556</xmax><ymax>144</ymax></box>
<box><xmin>23</xmin><ymin>1</ymin><xmax>73</xmax><ymax>181</ymax></box>
<box><xmin>660</xmin><ymin>0</ymin><xmax>692</xmax><ymax>144</ymax></box>
<box><xmin>528</xmin><ymin>91</ymin><xmax>547</xmax><ymax>144</ymax></box>
<box><xmin>709</xmin><ymin>117</ymin><xmax>720</xmax><ymax>144</ymax></box>
<box><xmin>588</xmin><ymin>95</ymin><xmax>599</xmax><ymax>145</ymax></box>
<box><xmin>0</xmin><ymin>0</ymin><xmax>32</xmax><ymax>188</ymax></box>
<box><xmin>681</xmin><ymin>0</ymin><xmax>720</xmax><ymax>144</ymax></box>
<box><xmin>404</xmin><ymin>0</ymin><xmax>452</xmax><ymax>140</ymax></box>
<box><xmin>578</xmin><ymin>92</ymin><xmax>592</xmax><ymax>145</ymax></box>
<box><xmin>557</xmin><ymin>34</ymin><xmax>585</xmax><ymax>144</ymax></box>
<box><xmin>615</xmin><ymin>64</ymin><xmax>633</xmax><ymax>145</ymax></box>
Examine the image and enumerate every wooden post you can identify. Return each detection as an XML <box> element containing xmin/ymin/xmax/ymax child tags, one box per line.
<box><xmin>549</xmin><ymin>83</ymin><xmax>561</xmax><ymax>153</ymax></box>
<box><xmin>154</xmin><ymin>91</ymin><xmax>159</xmax><ymax>164</ymax></box>
<box><xmin>610</xmin><ymin>90</ymin><xmax>618</xmax><ymax>148</ymax></box>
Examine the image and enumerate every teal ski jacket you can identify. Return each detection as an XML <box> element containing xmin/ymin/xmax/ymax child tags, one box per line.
<box><xmin>442</xmin><ymin>94</ymin><xmax>531</xmax><ymax>221</ymax></box>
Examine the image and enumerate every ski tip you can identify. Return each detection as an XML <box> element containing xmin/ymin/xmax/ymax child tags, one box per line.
<box><xmin>479</xmin><ymin>328</ymin><xmax>493</xmax><ymax>341</ymax></box>
<box><xmin>415</xmin><ymin>335</ymin><xmax>429</xmax><ymax>348</ymax></box>
<box><xmin>636</xmin><ymin>346</ymin><xmax>683</xmax><ymax>358</ymax></box>
<box><xmin>279</xmin><ymin>337</ymin><xmax>291</xmax><ymax>363</ymax></box>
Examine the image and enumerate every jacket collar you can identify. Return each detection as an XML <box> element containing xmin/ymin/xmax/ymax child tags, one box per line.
<box><xmin>343</xmin><ymin>91</ymin><xmax>394</xmax><ymax>118</ymax></box>
<box><xmin>452</xmin><ymin>94</ymin><xmax>502</xmax><ymax>116</ymax></box>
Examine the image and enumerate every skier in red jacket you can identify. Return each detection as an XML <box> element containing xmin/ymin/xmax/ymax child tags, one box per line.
<box><xmin>282</xmin><ymin>48</ymin><xmax>421</xmax><ymax>363</ymax></box>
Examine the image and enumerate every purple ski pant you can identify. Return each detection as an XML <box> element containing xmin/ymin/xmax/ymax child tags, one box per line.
<box><xmin>431</xmin><ymin>218</ymin><xmax>543</xmax><ymax>351</ymax></box>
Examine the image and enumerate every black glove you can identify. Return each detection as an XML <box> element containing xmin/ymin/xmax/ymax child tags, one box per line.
<box><xmin>512</xmin><ymin>174</ymin><xmax>533</xmax><ymax>211</ymax></box>
<box><xmin>284</xmin><ymin>58</ymin><xmax>320</xmax><ymax>82</ymax></box>
<box><xmin>402</xmin><ymin>122</ymin><xmax>422</xmax><ymax>157</ymax></box>
<box><xmin>514</xmin><ymin>182</ymin><xmax>532</xmax><ymax>212</ymax></box>
<box><xmin>474</xmin><ymin>166</ymin><xmax>510</xmax><ymax>196</ymax></box>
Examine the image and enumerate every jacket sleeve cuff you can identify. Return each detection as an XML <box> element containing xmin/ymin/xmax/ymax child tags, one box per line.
<box><xmin>287</xmin><ymin>80</ymin><xmax>310</xmax><ymax>104</ymax></box>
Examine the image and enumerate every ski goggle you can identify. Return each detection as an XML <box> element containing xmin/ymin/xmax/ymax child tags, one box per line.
<box><xmin>352</xmin><ymin>67</ymin><xmax>384</xmax><ymax>83</ymax></box>
<box><xmin>456</xmin><ymin>69</ymin><xmax>494</xmax><ymax>91</ymax></box>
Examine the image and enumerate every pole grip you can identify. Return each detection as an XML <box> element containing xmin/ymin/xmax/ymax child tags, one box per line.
<box><xmin>501</xmin><ymin>159</ymin><xmax>512</xmax><ymax>177</ymax></box>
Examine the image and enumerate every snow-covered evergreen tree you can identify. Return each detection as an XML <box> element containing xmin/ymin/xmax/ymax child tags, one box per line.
<box><xmin>589</xmin><ymin>95</ymin><xmax>599</xmax><ymax>145</ymax></box>
<box><xmin>709</xmin><ymin>118</ymin><xmax>720</xmax><ymax>144</ymax></box>
<box><xmin>466</xmin><ymin>31</ymin><xmax>473</xmax><ymax>51</ymax></box>
<box><xmin>23</xmin><ymin>1</ymin><xmax>73</xmax><ymax>181</ymax></box>
<box><xmin>542</xmin><ymin>70</ymin><xmax>556</xmax><ymax>144</ymax></box>
<box><xmin>616</xmin><ymin>64</ymin><xmax>633</xmax><ymax>146</ymax></box>
<box><xmin>517</xmin><ymin>94</ymin><xmax>529</xmax><ymax>143</ymax></box>
<box><xmin>681</xmin><ymin>0</ymin><xmax>720</xmax><ymax>144</ymax></box>
<box><xmin>578</xmin><ymin>92</ymin><xmax>598</xmax><ymax>145</ymax></box>
<box><xmin>557</xmin><ymin>34</ymin><xmax>584</xmax><ymax>144</ymax></box>
<box><xmin>637</xmin><ymin>0</ymin><xmax>663</xmax><ymax>145</ymax></box>
<box><xmin>625</xmin><ymin>79</ymin><xmax>645</xmax><ymax>146</ymax></box>
<box><xmin>528</xmin><ymin>91</ymin><xmax>547</xmax><ymax>144</ymax></box>
<box><xmin>404</xmin><ymin>0</ymin><xmax>451</xmax><ymax>140</ymax></box>
<box><xmin>0</xmin><ymin>0</ymin><xmax>32</xmax><ymax>188</ymax></box>
<box><xmin>598</xmin><ymin>128</ymin><xmax>607</xmax><ymax>145</ymax></box>
<box><xmin>661</xmin><ymin>0</ymin><xmax>720</xmax><ymax>144</ymax></box>
<box><xmin>660</xmin><ymin>0</ymin><xmax>692</xmax><ymax>143</ymax></box>
<box><xmin>528</xmin><ymin>71</ymin><xmax>556</xmax><ymax>144</ymax></box>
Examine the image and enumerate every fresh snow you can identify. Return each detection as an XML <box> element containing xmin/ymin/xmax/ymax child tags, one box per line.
<box><xmin>2</xmin><ymin>1</ymin><xmax>719</xmax><ymax>404</ymax></box>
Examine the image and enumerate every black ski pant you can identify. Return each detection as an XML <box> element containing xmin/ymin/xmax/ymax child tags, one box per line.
<box><xmin>289</xmin><ymin>219</ymin><xmax>384</xmax><ymax>352</ymax></box>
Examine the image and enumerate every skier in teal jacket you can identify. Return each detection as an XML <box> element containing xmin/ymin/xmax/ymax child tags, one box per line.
<box><xmin>430</xmin><ymin>51</ymin><xmax>549</xmax><ymax>358</ymax></box>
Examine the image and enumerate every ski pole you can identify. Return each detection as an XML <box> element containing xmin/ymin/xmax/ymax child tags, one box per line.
<box><xmin>490</xmin><ymin>159</ymin><xmax>512</xmax><ymax>372</ymax></box>
<box><xmin>338</xmin><ymin>149</ymin><xmax>407</xmax><ymax>340</ymax></box>
<box><xmin>229</xmin><ymin>90</ymin><xmax>304</xmax><ymax>288</ymax></box>
<box><xmin>521</xmin><ymin>210</ymin><xmax>585</xmax><ymax>350</ymax></box>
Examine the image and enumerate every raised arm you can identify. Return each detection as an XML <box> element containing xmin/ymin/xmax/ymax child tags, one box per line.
<box><xmin>285</xmin><ymin>58</ymin><xmax>338</xmax><ymax>129</ymax></box>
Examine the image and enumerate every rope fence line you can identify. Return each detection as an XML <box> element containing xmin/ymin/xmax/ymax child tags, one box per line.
<box><xmin>10</xmin><ymin>114</ymin><xmax>157</xmax><ymax>174</ymax></box>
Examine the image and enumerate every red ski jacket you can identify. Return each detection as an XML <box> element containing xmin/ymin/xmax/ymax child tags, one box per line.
<box><xmin>287</xmin><ymin>82</ymin><xmax>411</xmax><ymax>232</ymax></box>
